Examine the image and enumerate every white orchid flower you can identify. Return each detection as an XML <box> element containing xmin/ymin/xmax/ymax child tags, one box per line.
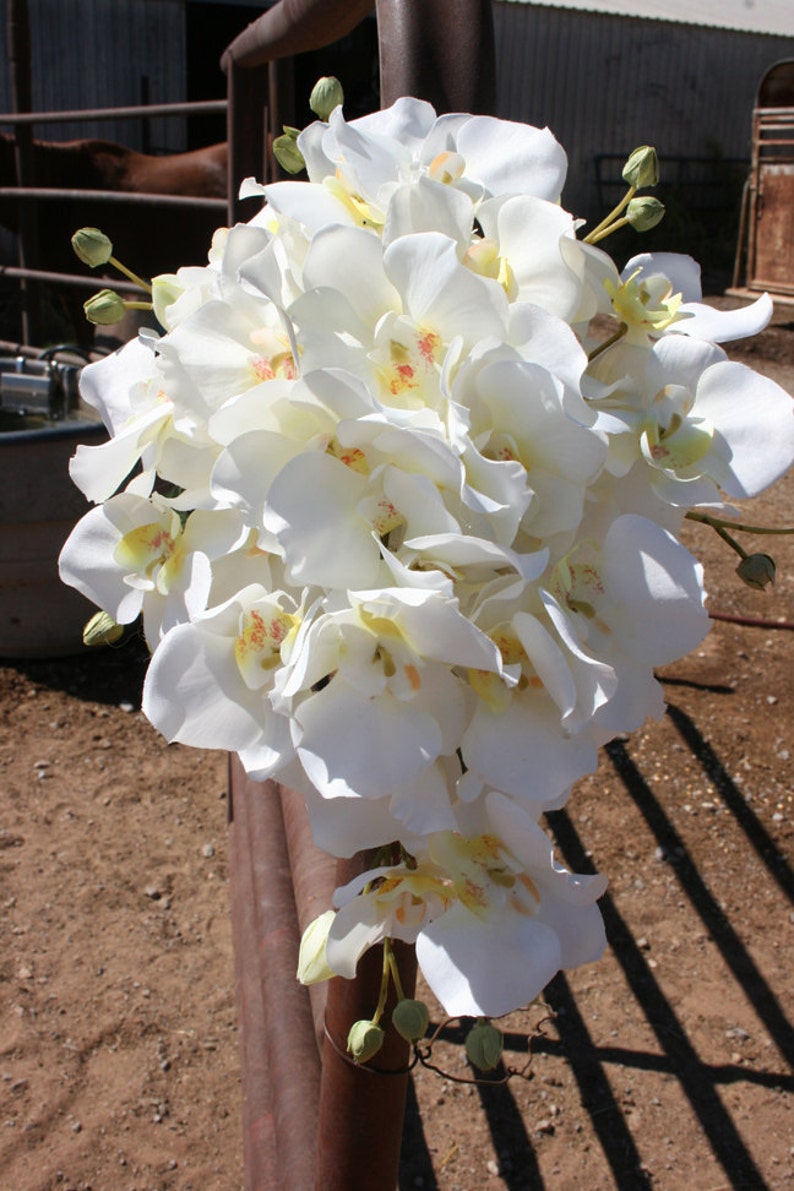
<box><xmin>265</xmin><ymin>98</ymin><xmax>568</xmax><ymax>237</ymax></box>
<box><xmin>69</xmin><ymin>336</ymin><xmax>170</xmax><ymax>502</ymax></box>
<box><xmin>316</xmin><ymin>792</ymin><xmax>606</xmax><ymax>1018</ymax></box>
<box><xmin>590</xmin><ymin>333</ymin><xmax>794</xmax><ymax>509</ymax></box>
<box><xmin>278</xmin><ymin>585</ymin><xmax>500</xmax><ymax>807</ymax></box>
<box><xmin>142</xmin><ymin>583</ymin><xmax>302</xmax><ymax>776</ymax></box>
<box><xmin>59</xmin><ymin>492</ymin><xmax>247</xmax><ymax>646</ymax></box>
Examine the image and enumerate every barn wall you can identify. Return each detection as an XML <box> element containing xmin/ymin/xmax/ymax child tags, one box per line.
<box><xmin>492</xmin><ymin>2</ymin><xmax>794</xmax><ymax>233</ymax></box>
<box><xmin>0</xmin><ymin>0</ymin><xmax>188</xmax><ymax>150</ymax></box>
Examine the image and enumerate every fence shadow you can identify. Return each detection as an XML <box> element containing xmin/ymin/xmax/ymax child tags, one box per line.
<box><xmin>400</xmin><ymin>698</ymin><xmax>793</xmax><ymax>1189</ymax></box>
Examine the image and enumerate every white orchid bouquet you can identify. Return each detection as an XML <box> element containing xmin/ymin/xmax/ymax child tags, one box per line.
<box><xmin>59</xmin><ymin>94</ymin><xmax>794</xmax><ymax>1057</ymax></box>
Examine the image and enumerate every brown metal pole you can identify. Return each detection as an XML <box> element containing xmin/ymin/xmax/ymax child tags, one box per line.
<box><xmin>226</xmin><ymin>62</ymin><xmax>269</xmax><ymax>224</ymax></box>
<box><xmin>7</xmin><ymin>0</ymin><xmax>41</xmax><ymax>344</ymax></box>
<box><xmin>315</xmin><ymin>857</ymin><xmax>418</xmax><ymax>1191</ymax></box>
<box><xmin>228</xmin><ymin>758</ymin><xmax>323</xmax><ymax>1191</ymax></box>
<box><xmin>220</xmin><ymin>0</ymin><xmax>374</xmax><ymax>70</ymax></box>
<box><xmin>376</xmin><ymin>0</ymin><xmax>496</xmax><ymax>115</ymax></box>
<box><xmin>279</xmin><ymin>784</ymin><xmax>337</xmax><ymax>1049</ymax></box>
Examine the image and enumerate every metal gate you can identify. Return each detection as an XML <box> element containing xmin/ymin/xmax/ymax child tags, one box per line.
<box><xmin>731</xmin><ymin>59</ymin><xmax>794</xmax><ymax>302</ymax></box>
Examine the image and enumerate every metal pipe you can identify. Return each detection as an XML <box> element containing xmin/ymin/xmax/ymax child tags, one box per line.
<box><xmin>221</xmin><ymin>0</ymin><xmax>374</xmax><ymax>71</ymax></box>
<box><xmin>7</xmin><ymin>0</ymin><xmax>40</xmax><ymax>342</ymax></box>
<box><xmin>228</xmin><ymin>757</ymin><xmax>321</xmax><ymax>1191</ymax></box>
<box><xmin>226</xmin><ymin>62</ymin><xmax>269</xmax><ymax>225</ymax></box>
<box><xmin>0</xmin><ymin>100</ymin><xmax>227</xmax><ymax>126</ymax></box>
<box><xmin>316</xmin><ymin>861</ymin><xmax>418</xmax><ymax>1191</ymax></box>
<box><xmin>376</xmin><ymin>0</ymin><xmax>496</xmax><ymax>115</ymax></box>
<box><xmin>0</xmin><ymin>186</ymin><xmax>226</xmax><ymax>209</ymax></box>
<box><xmin>0</xmin><ymin>265</ymin><xmax>142</xmax><ymax>292</ymax></box>
<box><xmin>278</xmin><ymin>784</ymin><xmax>337</xmax><ymax>1050</ymax></box>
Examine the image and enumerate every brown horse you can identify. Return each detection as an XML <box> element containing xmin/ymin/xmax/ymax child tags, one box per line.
<box><xmin>0</xmin><ymin>132</ymin><xmax>228</xmax><ymax>280</ymax></box>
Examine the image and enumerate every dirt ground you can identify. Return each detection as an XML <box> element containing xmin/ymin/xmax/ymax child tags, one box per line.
<box><xmin>1</xmin><ymin>299</ymin><xmax>793</xmax><ymax>1190</ymax></box>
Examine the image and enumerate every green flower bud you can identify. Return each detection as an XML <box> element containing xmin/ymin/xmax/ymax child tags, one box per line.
<box><xmin>296</xmin><ymin>910</ymin><xmax>336</xmax><ymax>985</ymax></box>
<box><xmin>391</xmin><ymin>998</ymin><xmax>430</xmax><ymax>1043</ymax></box>
<box><xmin>625</xmin><ymin>196</ymin><xmax>665</xmax><ymax>232</ymax></box>
<box><xmin>309</xmin><ymin>75</ymin><xmax>345</xmax><ymax>122</ymax></box>
<box><xmin>71</xmin><ymin>227</ymin><xmax>114</xmax><ymax>268</ymax></box>
<box><xmin>465</xmin><ymin>1020</ymin><xmax>504</xmax><ymax>1072</ymax></box>
<box><xmin>347</xmin><ymin>1019</ymin><xmax>385</xmax><ymax>1064</ymax></box>
<box><xmin>83</xmin><ymin>289</ymin><xmax>126</xmax><ymax>326</ymax></box>
<box><xmin>622</xmin><ymin>145</ymin><xmax>659</xmax><ymax>189</ymax></box>
<box><xmin>151</xmin><ymin>273</ymin><xmax>185</xmax><ymax>330</ymax></box>
<box><xmin>82</xmin><ymin>610</ymin><xmax>123</xmax><ymax>647</ymax></box>
<box><xmin>272</xmin><ymin>129</ymin><xmax>306</xmax><ymax>175</ymax></box>
<box><xmin>736</xmin><ymin>552</ymin><xmax>776</xmax><ymax>590</ymax></box>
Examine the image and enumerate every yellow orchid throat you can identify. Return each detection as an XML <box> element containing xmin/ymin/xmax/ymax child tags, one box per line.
<box><xmin>324</xmin><ymin>173</ymin><xmax>385</xmax><ymax>230</ymax></box>
<box><xmin>605</xmin><ymin>268</ymin><xmax>684</xmax><ymax>335</ymax></box>
<box><xmin>115</xmin><ymin>515</ymin><xmax>183</xmax><ymax>594</ymax></box>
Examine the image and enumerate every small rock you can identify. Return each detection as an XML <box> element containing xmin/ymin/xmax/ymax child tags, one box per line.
<box><xmin>535</xmin><ymin>1119</ymin><xmax>555</xmax><ymax>1135</ymax></box>
<box><xmin>486</xmin><ymin>1159</ymin><xmax>500</xmax><ymax>1176</ymax></box>
<box><xmin>201</xmin><ymin>843</ymin><xmax>215</xmax><ymax>859</ymax></box>
<box><xmin>119</xmin><ymin>702</ymin><xmax>134</xmax><ymax>713</ymax></box>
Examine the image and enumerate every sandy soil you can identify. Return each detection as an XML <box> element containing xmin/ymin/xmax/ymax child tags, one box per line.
<box><xmin>1</xmin><ymin>301</ymin><xmax>793</xmax><ymax>1190</ymax></box>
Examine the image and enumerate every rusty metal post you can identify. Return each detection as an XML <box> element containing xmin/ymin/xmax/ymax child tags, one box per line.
<box><xmin>228</xmin><ymin>758</ymin><xmax>324</xmax><ymax>1190</ymax></box>
<box><xmin>315</xmin><ymin>862</ymin><xmax>418</xmax><ymax>1191</ymax></box>
<box><xmin>376</xmin><ymin>0</ymin><xmax>496</xmax><ymax>115</ymax></box>
<box><xmin>6</xmin><ymin>0</ymin><xmax>41</xmax><ymax>344</ymax></box>
<box><xmin>279</xmin><ymin>784</ymin><xmax>337</xmax><ymax>1047</ymax></box>
<box><xmin>226</xmin><ymin>62</ymin><xmax>269</xmax><ymax>224</ymax></box>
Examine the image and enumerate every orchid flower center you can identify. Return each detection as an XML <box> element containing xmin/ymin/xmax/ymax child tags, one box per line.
<box><xmin>235</xmin><ymin>604</ymin><xmax>300</xmax><ymax>690</ymax></box>
<box><xmin>115</xmin><ymin>513</ymin><xmax>183</xmax><ymax>595</ymax></box>
<box><xmin>430</xmin><ymin>832</ymin><xmax>541</xmax><ymax>921</ymax></box>
<box><xmin>605</xmin><ymin>268</ymin><xmax>684</xmax><ymax>334</ymax></box>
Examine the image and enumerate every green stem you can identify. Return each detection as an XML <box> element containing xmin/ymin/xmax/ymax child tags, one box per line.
<box><xmin>586</xmin><ymin>214</ymin><xmax>630</xmax><ymax>245</ymax></box>
<box><xmin>386</xmin><ymin>941</ymin><xmax>406</xmax><ymax>1003</ymax></box>
<box><xmin>713</xmin><ymin>524</ymin><xmax>748</xmax><ymax>560</ymax></box>
<box><xmin>685</xmin><ymin>511</ymin><xmax>794</xmax><ymax>536</ymax></box>
<box><xmin>371</xmin><ymin>940</ymin><xmax>393</xmax><ymax>1027</ymax></box>
<box><xmin>109</xmin><ymin>254</ymin><xmax>153</xmax><ymax>294</ymax></box>
<box><xmin>122</xmin><ymin>300</ymin><xmax>154</xmax><ymax>312</ymax></box>
<box><xmin>587</xmin><ymin>321</ymin><xmax>628</xmax><ymax>362</ymax></box>
<box><xmin>584</xmin><ymin>185</ymin><xmax>635</xmax><ymax>243</ymax></box>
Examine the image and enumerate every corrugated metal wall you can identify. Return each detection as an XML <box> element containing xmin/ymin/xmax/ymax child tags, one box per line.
<box><xmin>493</xmin><ymin>2</ymin><xmax>794</xmax><ymax>227</ymax></box>
<box><xmin>0</xmin><ymin>0</ymin><xmax>187</xmax><ymax>149</ymax></box>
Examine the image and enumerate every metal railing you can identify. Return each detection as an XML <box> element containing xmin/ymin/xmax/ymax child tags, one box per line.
<box><xmin>0</xmin><ymin>97</ymin><xmax>236</xmax><ymax>345</ymax></box>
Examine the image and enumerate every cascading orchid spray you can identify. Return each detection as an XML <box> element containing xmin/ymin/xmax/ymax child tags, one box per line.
<box><xmin>60</xmin><ymin>84</ymin><xmax>794</xmax><ymax>1068</ymax></box>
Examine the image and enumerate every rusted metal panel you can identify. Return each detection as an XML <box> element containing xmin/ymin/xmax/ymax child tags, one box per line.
<box><xmin>751</xmin><ymin>164</ymin><xmax>794</xmax><ymax>294</ymax></box>
<box><xmin>730</xmin><ymin>62</ymin><xmax>794</xmax><ymax>300</ymax></box>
